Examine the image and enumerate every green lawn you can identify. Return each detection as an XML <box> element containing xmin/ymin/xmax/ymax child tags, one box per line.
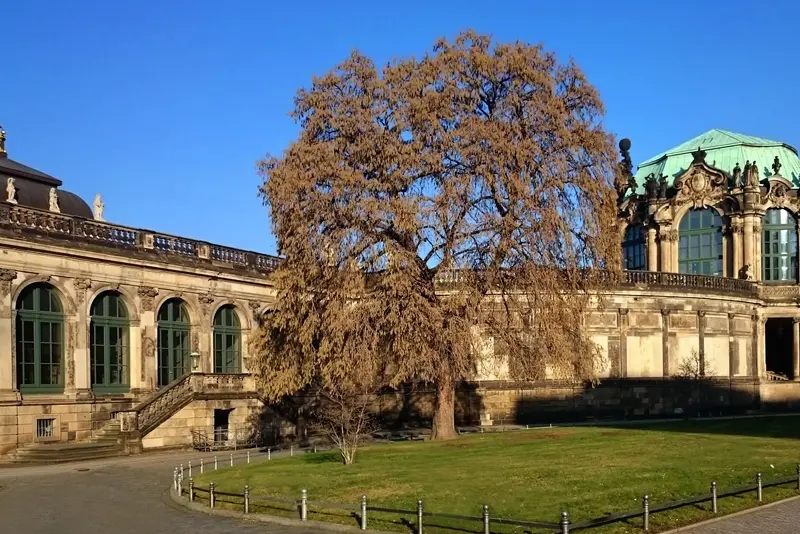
<box><xmin>193</xmin><ymin>416</ymin><xmax>800</xmax><ymax>533</ymax></box>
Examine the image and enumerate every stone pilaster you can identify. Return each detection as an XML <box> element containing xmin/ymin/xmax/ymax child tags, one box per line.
<box><xmin>728</xmin><ymin>313</ymin><xmax>737</xmax><ymax>378</ymax></box>
<box><xmin>0</xmin><ymin>269</ymin><xmax>17</xmax><ymax>399</ymax></box>
<box><xmin>743</xmin><ymin>214</ymin><xmax>754</xmax><ymax>277</ymax></box>
<box><xmin>137</xmin><ymin>286</ymin><xmax>158</xmax><ymax>391</ymax></box>
<box><xmin>732</xmin><ymin>220</ymin><xmax>743</xmax><ymax>278</ymax></box>
<box><xmin>72</xmin><ymin>278</ymin><xmax>92</xmax><ymax>396</ymax></box>
<box><xmin>698</xmin><ymin>311</ymin><xmax>706</xmax><ymax>376</ymax></box>
<box><xmin>793</xmin><ymin>317</ymin><xmax>800</xmax><ymax>381</ymax></box>
<box><xmin>753</xmin><ymin>215</ymin><xmax>763</xmax><ymax>281</ymax></box>
<box><xmin>618</xmin><ymin>308</ymin><xmax>629</xmax><ymax>378</ymax></box>
<box><xmin>661</xmin><ymin>309</ymin><xmax>670</xmax><ymax>376</ymax></box>
<box><xmin>647</xmin><ymin>227</ymin><xmax>658</xmax><ymax>271</ymax></box>
<box><xmin>658</xmin><ymin>225</ymin><xmax>672</xmax><ymax>272</ymax></box>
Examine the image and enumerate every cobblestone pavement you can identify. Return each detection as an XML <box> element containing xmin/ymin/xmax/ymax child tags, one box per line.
<box><xmin>0</xmin><ymin>451</ymin><xmax>323</xmax><ymax>534</ymax></box>
<box><xmin>674</xmin><ymin>497</ymin><xmax>800</xmax><ymax>533</ymax></box>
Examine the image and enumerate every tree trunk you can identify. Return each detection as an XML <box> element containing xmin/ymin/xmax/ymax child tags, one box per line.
<box><xmin>431</xmin><ymin>379</ymin><xmax>457</xmax><ymax>440</ymax></box>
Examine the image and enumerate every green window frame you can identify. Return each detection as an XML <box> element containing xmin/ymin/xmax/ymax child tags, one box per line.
<box><xmin>16</xmin><ymin>284</ymin><xmax>64</xmax><ymax>393</ymax></box>
<box><xmin>622</xmin><ymin>225</ymin><xmax>646</xmax><ymax>271</ymax></box>
<box><xmin>157</xmin><ymin>298</ymin><xmax>191</xmax><ymax>386</ymax></box>
<box><xmin>678</xmin><ymin>209</ymin><xmax>723</xmax><ymax>276</ymax></box>
<box><xmin>762</xmin><ymin>208</ymin><xmax>798</xmax><ymax>282</ymax></box>
<box><xmin>90</xmin><ymin>291</ymin><xmax>130</xmax><ymax>393</ymax></box>
<box><xmin>213</xmin><ymin>305</ymin><xmax>242</xmax><ymax>373</ymax></box>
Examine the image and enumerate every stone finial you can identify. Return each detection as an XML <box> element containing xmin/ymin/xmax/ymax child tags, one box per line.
<box><xmin>644</xmin><ymin>173</ymin><xmax>658</xmax><ymax>200</ymax></box>
<box><xmin>658</xmin><ymin>174</ymin><xmax>668</xmax><ymax>199</ymax></box>
<box><xmin>691</xmin><ymin>146</ymin><xmax>707</xmax><ymax>164</ymax></box>
<box><xmin>5</xmin><ymin>177</ymin><xmax>16</xmax><ymax>204</ymax></box>
<box><xmin>93</xmin><ymin>194</ymin><xmax>104</xmax><ymax>221</ymax></box>
<box><xmin>772</xmin><ymin>156</ymin><xmax>782</xmax><ymax>176</ymax></box>
<box><xmin>0</xmin><ymin>125</ymin><xmax>6</xmax><ymax>157</ymax></box>
<box><xmin>48</xmin><ymin>188</ymin><xmax>60</xmax><ymax>213</ymax></box>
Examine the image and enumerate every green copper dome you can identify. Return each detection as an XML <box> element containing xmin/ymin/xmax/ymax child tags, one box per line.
<box><xmin>634</xmin><ymin>129</ymin><xmax>800</xmax><ymax>192</ymax></box>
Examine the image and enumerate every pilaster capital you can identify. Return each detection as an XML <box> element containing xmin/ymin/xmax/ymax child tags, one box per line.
<box><xmin>137</xmin><ymin>286</ymin><xmax>159</xmax><ymax>312</ymax></box>
<box><xmin>0</xmin><ymin>269</ymin><xmax>17</xmax><ymax>282</ymax></box>
<box><xmin>698</xmin><ymin>310</ymin><xmax>706</xmax><ymax>317</ymax></box>
<box><xmin>793</xmin><ymin>317</ymin><xmax>800</xmax><ymax>325</ymax></box>
<box><xmin>661</xmin><ymin>308</ymin><xmax>670</xmax><ymax>317</ymax></box>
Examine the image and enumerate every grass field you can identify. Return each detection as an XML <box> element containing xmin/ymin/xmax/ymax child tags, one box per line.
<box><xmin>193</xmin><ymin>416</ymin><xmax>800</xmax><ymax>533</ymax></box>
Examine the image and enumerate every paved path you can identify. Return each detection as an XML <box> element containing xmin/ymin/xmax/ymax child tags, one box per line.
<box><xmin>678</xmin><ymin>497</ymin><xmax>800</xmax><ymax>533</ymax></box>
<box><xmin>0</xmin><ymin>450</ymin><xmax>322</xmax><ymax>534</ymax></box>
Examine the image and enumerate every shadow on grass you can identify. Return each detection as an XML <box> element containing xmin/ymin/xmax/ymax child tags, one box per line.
<box><xmin>302</xmin><ymin>452</ymin><xmax>341</xmax><ymax>465</ymax></box>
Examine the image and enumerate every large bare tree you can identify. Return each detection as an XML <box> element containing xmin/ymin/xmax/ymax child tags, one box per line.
<box><xmin>253</xmin><ymin>31</ymin><xmax>620</xmax><ymax>440</ymax></box>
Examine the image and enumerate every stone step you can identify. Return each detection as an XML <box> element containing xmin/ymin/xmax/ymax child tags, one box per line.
<box><xmin>10</xmin><ymin>449</ymin><xmax>128</xmax><ymax>464</ymax></box>
<box><xmin>11</xmin><ymin>441</ymin><xmax>127</xmax><ymax>463</ymax></box>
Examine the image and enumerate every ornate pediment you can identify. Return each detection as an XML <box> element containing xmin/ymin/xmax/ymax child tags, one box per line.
<box><xmin>763</xmin><ymin>176</ymin><xmax>795</xmax><ymax>208</ymax></box>
<box><xmin>672</xmin><ymin>161</ymin><xmax>728</xmax><ymax>209</ymax></box>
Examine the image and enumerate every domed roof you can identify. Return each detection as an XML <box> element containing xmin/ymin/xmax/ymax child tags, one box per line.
<box><xmin>634</xmin><ymin>129</ymin><xmax>800</xmax><ymax>192</ymax></box>
<box><xmin>0</xmin><ymin>151</ymin><xmax>93</xmax><ymax>218</ymax></box>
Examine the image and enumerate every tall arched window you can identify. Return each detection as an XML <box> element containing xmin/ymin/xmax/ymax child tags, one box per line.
<box><xmin>90</xmin><ymin>291</ymin><xmax>130</xmax><ymax>392</ymax></box>
<box><xmin>678</xmin><ymin>209</ymin><xmax>723</xmax><ymax>276</ymax></box>
<box><xmin>213</xmin><ymin>306</ymin><xmax>241</xmax><ymax>373</ymax></box>
<box><xmin>622</xmin><ymin>225</ymin><xmax>646</xmax><ymax>271</ymax></box>
<box><xmin>763</xmin><ymin>208</ymin><xmax>798</xmax><ymax>282</ymax></box>
<box><xmin>16</xmin><ymin>283</ymin><xmax>64</xmax><ymax>392</ymax></box>
<box><xmin>157</xmin><ymin>298</ymin><xmax>191</xmax><ymax>386</ymax></box>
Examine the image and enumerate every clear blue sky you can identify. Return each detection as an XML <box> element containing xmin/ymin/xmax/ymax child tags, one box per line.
<box><xmin>2</xmin><ymin>1</ymin><xmax>798</xmax><ymax>255</ymax></box>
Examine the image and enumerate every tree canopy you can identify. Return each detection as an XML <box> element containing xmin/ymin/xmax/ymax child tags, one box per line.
<box><xmin>253</xmin><ymin>31</ymin><xmax>620</xmax><ymax>440</ymax></box>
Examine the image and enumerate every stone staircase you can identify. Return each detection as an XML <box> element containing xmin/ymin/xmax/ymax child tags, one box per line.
<box><xmin>9</xmin><ymin>419</ymin><xmax>128</xmax><ymax>464</ymax></box>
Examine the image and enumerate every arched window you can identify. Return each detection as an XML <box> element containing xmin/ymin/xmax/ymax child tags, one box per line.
<box><xmin>622</xmin><ymin>225</ymin><xmax>646</xmax><ymax>271</ymax></box>
<box><xmin>213</xmin><ymin>306</ymin><xmax>241</xmax><ymax>373</ymax></box>
<box><xmin>763</xmin><ymin>208</ymin><xmax>798</xmax><ymax>282</ymax></box>
<box><xmin>157</xmin><ymin>298</ymin><xmax>191</xmax><ymax>386</ymax></box>
<box><xmin>678</xmin><ymin>209</ymin><xmax>723</xmax><ymax>276</ymax></box>
<box><xmin>90</xmin><ymin>291</ymin><xmax>129</xmax><ymax>392</ymax></box>
<box><xmin>16</xmin><ymin>283</ymin><xmax>64</xmax><ymax>392</ymax></box>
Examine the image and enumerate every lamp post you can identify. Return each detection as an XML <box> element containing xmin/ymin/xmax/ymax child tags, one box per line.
<box><xmin>190</xmin><ymin>351</ymin><xmax>201</xmax><ymax>373</ymax></box>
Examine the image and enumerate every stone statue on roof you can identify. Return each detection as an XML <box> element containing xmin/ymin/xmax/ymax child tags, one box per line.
<box><xmin>48</xmin><ymin>188</ymin><xmax>60</xmax><ymax>213</ymax></box>
<box><xmin>0</xmin><ymin>125</ymin><xmax>5</xmax><ymax>155</ymax></box>
<box><xmin>93</xmin><ymin>194</ymin><xmax>104</xmax><ymax>221</ymax></box>
<box><xmin>5</xmin><ymin>178</ymin><xmax>16</xmax><ymax>204</ymax></box>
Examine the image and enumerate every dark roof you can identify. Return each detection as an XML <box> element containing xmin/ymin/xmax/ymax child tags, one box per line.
<box><xmin>8</xmin><ymin>177</ymin><xmax>92</xmax><ymax>218</ymax></box>
<box><xmin>0</xmin><ymin>156</ymin><xmax>61</xmax><ymax>186</ymax></box>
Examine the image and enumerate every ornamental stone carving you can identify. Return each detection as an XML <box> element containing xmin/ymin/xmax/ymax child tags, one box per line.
<box><xmin>5</xmin><ymin>177</ymin><xmax>16</xmax><ymax>204</ymax></box>
<box><xmin>0</xmin><ymin>268</ymin><xmax>16</xmax><ymax>299</ymax></box>
<box><xmin>141</xmin><ymin>332</ymin><xmax>155</xmax><ymax>381</ymax></box>
<box><xmin>199</xmin><ymin>292</ymin><xmax>215</xmax><ymax>317</ymax></box>
<box><xmin>248</xmin><ymin>300</ymin><xmax>262</xmax><ymax>317</ymax></box>
<box><xmin>72</xmin><ymin>278</ymin><xmax>91</xmax><ymax>304</ymax></box>
<box><xmin>137</xmin><ymin>286</ymin><xmax>158</xmax><ymax>312</ymax></box>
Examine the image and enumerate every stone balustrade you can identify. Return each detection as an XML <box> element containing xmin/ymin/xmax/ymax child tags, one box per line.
<box><xmin>0</xmin><ymin>203</ymin><xmax>280</xmax><ymax>275</ymax></box>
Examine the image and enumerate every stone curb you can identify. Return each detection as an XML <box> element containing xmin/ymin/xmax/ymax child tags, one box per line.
<box><xmin>169</xmin><ymin>487</ymin><xmax>393</xmax><ymax>534</ymax></box>
<box><xmin>659</xmin><ymin>493</ymin><xmax>800</xmax><ymax>533</ymax></box>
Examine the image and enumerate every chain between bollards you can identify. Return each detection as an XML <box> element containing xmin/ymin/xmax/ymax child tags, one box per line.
<box><xmin>300</xmin><ymin>489</ymin><xmax>308</xmax><ymax>521</ymax></box>
<box><xmin>711</xmin><ymin>481</ymin><xmax>717</xmax><ymax>513</ymax></box>
<box><xmin>483</xmin><ymin>505</ymin><xmax>490</xmax><ymax>534</ymax></box>
<box><xmin>189</xmin><ymin>478</ymin><xmax>194</xmax><ymax>502</ymax></box>
<box><xmin>757</xmin><ymin>472</ymin><xmax>762</xmax><ymax>502</ymax></box>
<box><xmin>244</xmin><ymin>485</ymin><xmax>250</xmax><ymax>514</ymax></box>
<box><xmin>417</xmin><ymin>499</ymin><xmax>423</xmax><ymax>534</ymax></box>
<box><xmin>360</xmin><ymin>495</ymin><xmax>367</xmax><ymax>530</ymax></box>
<box><xmin>560</xmin><ymin>511</ymin><xmax>570</xmax><ymax>534</ymax></box>
<box><xmin>642</xmin><ymin>494</ymin><xmax>649</xmax><ymax>532</ymax></box>
<box><xmin>209</xmin><ymin>481</ymin><xmax>216</xmax><ymax>508</ymax></box>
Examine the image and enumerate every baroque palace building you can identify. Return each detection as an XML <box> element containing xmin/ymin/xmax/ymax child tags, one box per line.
<box><xmin>1</xmin><ymin>126</ymin><xmax>800</xmax><ymax>460</ymax></box>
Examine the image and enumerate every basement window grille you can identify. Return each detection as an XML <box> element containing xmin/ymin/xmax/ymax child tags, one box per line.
<box><xmin>35</xmin><ymin>418</ymin><xmax>56</xmax><ymax>439</ymax></box>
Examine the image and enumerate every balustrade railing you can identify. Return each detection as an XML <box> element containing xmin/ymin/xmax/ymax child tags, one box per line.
<box><xmin>0</xmin><ymin>203</ymin><xmax>280</xmax><ymax>274</ymax></box>
<box><xmin>620</xmin><ymin>270</ymin><xmax>760</xmax><ymax>296</ymax></box>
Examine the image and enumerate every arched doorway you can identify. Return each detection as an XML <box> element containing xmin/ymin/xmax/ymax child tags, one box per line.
<box><xmin>213</xmin><ymin>305</ymin><xmax>241</xmax><ymax>373</ymax></box>
<box><xmin>90</xmin><ymin>291</ymin><xmax>130</xmax><ymax>392</ymax></box>
<box><xmin>16</xmin><ymin>283</ymin><xmax>65</xmax><ymax>392</ymax></box>
<box><xmin>157</xmin><ymin>298</ymin><xmax>191</xmax><ymax>386</ymax></box>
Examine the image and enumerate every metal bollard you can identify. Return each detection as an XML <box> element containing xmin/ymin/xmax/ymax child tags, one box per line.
<box><xmin>268</xmin><ymin>448</ymin><xmax>271</xmax><ymax>460</ymax></box>
<box><xmin>417</xmin><ymin>500</ymin><xmax>423</xmax><ymax>534</ymax></box>
<box><xmin>301</xmin><ymin>489</ymin><xmax>308</xmax><ymax>521</ymax></box>
<box><xmin>360</xmin><ymin>495</ymin><xmax>367</xmax><ymax>530</ymax></box>
<box><xmin>642</xmin><ymin>495</ymin><xmax>649</xmax><ymax>531</ymax></box>
<box><xmin>178</xmin><ymin>472</ymin><xmax>183</xmax><ymax>497</ymax></box>
<box><xmin>797</xmin><ymin>464</ymin><xmax>799</xmax><ymax>491</ymax></box>
<box><xmin>757</xmin><ymin>473</ymin><xmax>763</xmax><ymax>502</ymax></box>
<box><xmin>210</xmin><ymin>482</ymin><xmax>216</xmax><ymax>508</ymax></box>
<box><xmin>230</xmin><ymin>453</ymin><xmax>233</xmax><ymax>467</ymax></box>
<box><xmin>189</xmin><ymin>478</ymin><xmax>194</xmax><ymax>502</ymax></box>
<box><xmin>244</xmin><ymin>485</ymin><xmax>250</xmax><ymax>514</ymax></box>
<box><xmin>173</xmin><ymin>468</ymin><xmax>178</xmax><ymax>491</ymax></box>
<box><xmin>711</xmin><ymin>481</ymin><xmax>717</xmax><ymax>513</ymax></box>
<box><xmin>560</xmin><ymin>511</ymin><xmax>570</xmax><ymax>534</ymax></box>
<box><xmin>247</xmin><ymin>451</ymin><xmax>250</xmax><ymax>464</ymax></box>
<box><xmin>483</xmin><ymin>505</ymin><xmax>490</xmax><ymax>534</ymax></box>
<box><xmin>313</xmin><ymin>445</ymin><xmax>317</xmax><ymax>453</ymax></box>
<box><xmin>291</xmin><ymin>445</ymin><xmax>294</xmax><ymax>457</ymax></box>
<box><xmin>214</xmin><ymin>455</ymin><xmax>218</xmax><ymax>471</ymax></box>
<box><xmin>179</xmin><ymin>464</ymin><xmax>184</xmax><ymax>484</ymax></box>
<box><xmin>188</xmin><ymin>461</ymin><xmax>192</xmax><ymax>478</ymax></box>
<box><xmin>200</xmin><ymin>457</ymin><xmax>204</xmax><ymax>474</ymax></box>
